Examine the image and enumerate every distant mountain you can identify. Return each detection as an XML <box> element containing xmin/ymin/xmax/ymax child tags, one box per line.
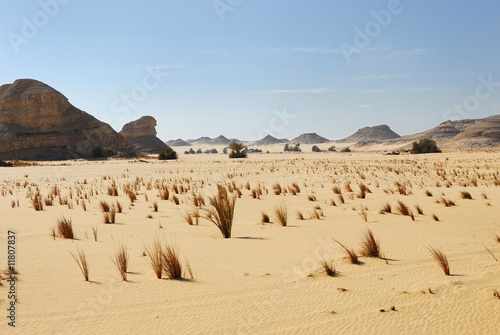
<box><xmin>339</xmin><ymin>125</ymin><xmax>400</xmax><ymax>143</ymax></box>
<box><xmin>289</xmin><ymin>133</ymin><xmax>330</xmax><ymax>144</ymax></box>
<box><xmin>395</xmin><ymin>114</ymin><xmax>500</xmax><ymax>150</ymax></box>
<box><xmin>166</xmin><ymin>139</ymin><xmax>191</xmax><ymax>146</ymax></box>
<box><xmin>188</xmin><ymin>135</ymin><xmax>239</xmax><ymax>146</ymax></box>
<box><xmin>255</xmin><ymin>135</ymin><xmax>289</xmax><ymax>145</ymax></box>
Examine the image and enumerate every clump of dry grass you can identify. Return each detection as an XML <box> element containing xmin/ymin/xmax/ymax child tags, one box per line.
<box><xmin>414</xmin><ymin>204</ymin><xmax>423</xmax><ymax>215</ymax></box>
<box><xmin>99</xmin><ymin>200</ymin><xmax>110</xmax><ymax>212</ymax></box>
<box><xmin>273</xmin><ymin>202</ymin><xmax>288</xmax><ymax>227</ymax></box>
<box><xmin>307</xmin><ymin>195</ymin><xmax>317</xmax><ymax>202</ymax></box>
<box><xmin>113</xmin><ymin>243</ymin><xmax>129</xmax><ymax>281</ymax></box>
<box><xmin>153</xmin><ymin>201</ymin><xmax>158</xmax><ymax>212</ymax></box>
<box><xmin>261</xmin><ymin>211</ymin><xmax>270</xmax><ymax>224</ymax></box>
<box><xmin>360</xmin><ymin>229</ymin><xmax>381</xmax><ymax>258</ymax></box>
<box><xmin>145</xmin><ymin>237</ymin><xmax>163</xmax><ymax>278</ymax></box>
<box><xmin>203</xmin><ymin>184</ymin><xmax>236</xmax><ymax>238</ymax></box>
<box><xmin>103</xmin><ymin>207</ymin><xmax>116</xmax><ymax>224</ymax></box>
<box><xmin>183</xmin><ymin>210</ymin><xmax>193</xmax><ymax>225</ymax></box>
<box><xmin>432</xmin><ymin>213</ymin><xmax>440</xmax><ymax>222</ymax></box>
<box><xmin>70</xmin><ymin>247</ymin><xmax>90</xmax><ymax>281</ymax></box>
<box><xmin>425</xmin><ymin>190</ymin><xmax>433</xmax><ymax>197</ymax></box>
<box><xmin>296</xmin><ymin>210</ymin><xmax>304</xmax><ymax>220</ymax></box>
<box><xmin>115</xmin><ymin>201</ymin><xmax>122</xmax><ymax>213</ymax></box>
<box><xmin>309</xmin><ymin>209</ymin><xmax>321</xmax><ymax>220</ymax></box>
<box><xmin>396</xmin><ymin>201</ymin><xmax>411</xmax><ymax>216</ymax></box>
<box><xmin>50</xmin><ymin>226</ymin><xmax>56</xmax><ymax>240</ymax></box>
<box><xmin>57</xmin><ymin>216</ymin><xmax>74</xmax><ymax>239</ymax></box>
<box><xmin>332</xmin><ymin>186</ymin><xmax>342</xmax><ymax>194</ymax></box>
<box><xmin>320</xmin><ymin>259</ymin><xmax>337</xmax><ymax>277</ymax></box>
<box><xmin>334</xmin><ymin>240</ymin><xmax>359</xmax><ymax>264</ymax></box>
<box><xmin>494</xmin><ymin>290</ymin><xmax>500</xmax><ymax>299</ymax></box>
<box><xmin>344</xmin><ymin>183</ymin><xmax>353</xmax><ymax>193</ymax></box>
<box><xmin>359</xmin><ymin>206</ymin><xmax>368</xmax><ymax>222</ymax></box>
<box><xmin>495</xmin><ymin>235</ymin><xmax>500</xmax><ymax>243</ymax></box>
<box><xmin>428</xmin><ymin>247</ymin><xmax>450</xmax><ymax>275</ymax></box>
<box><xmin>31</xmin><ymin>194</ymin><xmax>43</xmax><ymax>211</ymax></box>
<box><xmin>171</xmin><ymin>195</ymin><xmax>180</xmax><ymax>205</ymax></box>
<box><xmin>460</xmin><ymin>191</ymin><xmax>472</xmax><ymax>199</ymax></box>
<box><xmin>379</xmin><ymin>202</ymin><xmax>391</xmax><ymax>214</ymax></box>
<box><xmin>439</xmin><ymin>197</ymin><xmax>455</xmax><ymax>207</ymax></box>
<box><xmin>337</xmin><ymin>194</ymin><xmax>345</xmax><ymax>204</ymax></box>
<box><xmin>145</xmin><ymin>236</ymin><xmax>191</xmax><ymax>280</ymax></box>
<box><xmin>92</xmin><ymin>225</ymin><xmax>98</xmax><ymax>241</ymax></box>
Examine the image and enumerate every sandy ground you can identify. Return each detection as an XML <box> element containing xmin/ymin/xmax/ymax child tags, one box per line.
<box><xmin>0</xmin><ymin>151</ymin><xmax>499</xmax><ymax>334</ymax></box>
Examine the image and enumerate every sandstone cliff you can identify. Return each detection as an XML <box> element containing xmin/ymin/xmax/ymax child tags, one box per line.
<box><xmin>0</xmin><ymin>79</ymin><xmax>134</xmax><ymax>160</ymax></box>
<box><xmin>119</xmin><ymin>116</ymin><xmax>168</xmax><ymax>154</ymax></box>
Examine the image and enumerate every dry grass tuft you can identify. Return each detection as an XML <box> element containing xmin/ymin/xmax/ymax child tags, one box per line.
<box><xmin>31</xmin><ymin>194</ymin><xmax>43</xmax><ymax>211</ymax></box>
<box><xmin>145</xmin><ymin>237</ymin><xmax>163</xmax><ymax>279</ymax></box>
<box><xmin>428</xmin><ymin>246</ymin><xmax>450</xmax><ymax>275</ymax></box>
<box><xmin>203</xmin><ymin>184</ymin><xmax>237</xmax><ymax>238</ymax></box>
<box><xmin>162</xmin><ymin>242</ymin><xmax>183</xmax><ymax>279</ymax></box>
<box><xmin>113</xmin><ymin>243</ymin><xmax>129</xmax><ymax>281</ymax></box>
<box><xmin>460</xmin><ymin>191</ymin><xmax>472</xmax><ymax>199</ymax></box>
<box><xmin>334</xmin><ymin>240</ymin><xmax>359</xmax><ymax>264</ymax></box>
<box><xmin>359</xmin><ymin>206</ymin><xmax>368</xmax><ymax>222</ymax></box>
<box><xmin>494</xmin><ymin>290</ymin><xmax>500</xmax><ymax>299</ymax></box>
<box><xmin>99</xmin><ymin>200</ymin><xmax>110</xmax><ymax>212</ymax></box>
<box><xmin>273</xmin><ymin>202</ymin><xmax>288</xmax><ymax>227</ymax></box>
<box><xmin>425</xmin><ymin>190</ymin><xmax>433</xmax><ymax>197</ymax></box>
<box><xmin>320</xmin><ymin>259</ymin><xmax>337</xmax><ymax>277</ymax></box>
<box><xmin>103</xmin><ymin>207</ymin><xmax>116</xmax><ymax>224</ymax></box>
<box><xmin>261</xmin><ymin>211</ymin><xmax>270</xmax><ymax>224</ymax></box>
<box><xmin>432</xmin><ymin>213</ymin><xmax>440</xmax><ymax>222</ymax></box>
<box><xmin>414</xmin><ymin>204</ymin><xmax>423</xmax><ymax>215</ymax></box>
<box><xmin>183</xmin><ymin>210</ymin><xmax>193</xmax><ymax>225</ymax></box>
<box><xmin>439</xmin><ymin>197</ymin><xmax>455</xmax><ymax>207</ymax></box>
<box><xmin>70</xmin><ymin>247</ymin><xmax>90</xmax><ymax>281</ymax></box>
<box><xmin>91</xmin><ymin>225</ymin><xmax>98</xmax><ymax>241</ymax></box>
<box><xmin>153</xmin><ymin>201</ymin><xmax>158</xmax><ymax>212</ymax></box>
<box><xmin>360</xmin><ymin>229</ymin><xmax>381</xmax><ymax>258</ymax></box>
<box><xmin>57</xmin><ymin>216</ymin><xmax>74</xmax><ymax>239</ymax></box>
<box><xmin>379</xmin><ymin>202</ymin><xmax>391</xmax><ymax>214</ymax></box>
<box><xmin>496</xmin><ymin>235</ymin><xmax>500</xmax><ymax>243</ymax></box>
<box><xmin>296</xmin><ymin>210</ymin><xmax>304</xmax><ymax>220</ymax></box>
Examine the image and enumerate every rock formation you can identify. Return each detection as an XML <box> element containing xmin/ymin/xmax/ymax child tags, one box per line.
<box><xmin>339</xmin><ymin>125</ymin><xmax>400</xmax><ymax>143</ymax></box>
<box><xmin>289</xmin><ymin>133</ymin><xmax>330</xmax><ymax>144</ymax></box>
<box><xmin>255</xmin><ymin>135</ymin><xmax>289</xmax><ymax>145</ymax></box>
<box><xmin>166</xmin><ymin>139</ymin><xmax>191</xmax><ymax>147</ymax></box>
<box><xmin>0</xmin><ymin>79</ymin><xmax>134</xmax><ymax>160</ymax></box>
<box><xmin>119</xmin><ymin>116</ymin><xmax>168</xmax><ymax>154</ymax></box>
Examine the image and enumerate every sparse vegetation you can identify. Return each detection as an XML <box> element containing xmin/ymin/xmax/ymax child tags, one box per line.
<box><xmin>228</xmin><ymin>142</ymin><xmax>247</xmax><ymax>159</ymax></box>
<box><xmin>203</xmin><ymin>184</ymin><xmax>237</xmax><ymax>238</ymax></box>
<box><xmin>113</xmin><ymin>243</ymin><xmax>129</xmax><ymax>281</ymax></box>
<box><xmin>57</xmin><ymin>216</ymin><xmax>74</xmax><ymax>239</ymax></box>
<box><xmin>428</xmin><ymin>247</ymin><xmax>450</xmax><ymax>275</ymax></box>
<box><xmin>410</xmin><ymin>138</ymin><xmax>441</xmax><ymax>154</ymax></box>
<box><xmin>158</xmin><ymin>147</ymin><xmax>178</xmax><ymax>160</ymax></box>
<box><xmin>70</xmin><ymin>247</ymin><xmax>90</xmax><ymax>281</ymax></box>
<box><xmin>360</xmin><ymin>229</ymin><xmax>381</xmax><ymax>258</ymax></box>
<box><xmin>273</xmin><ymin>202</ymin><xmax>288</xmax><ymax>227</ymax></box>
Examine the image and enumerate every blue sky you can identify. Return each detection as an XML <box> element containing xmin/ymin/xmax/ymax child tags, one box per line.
<box><xmin>1</xmin><ymin>0</ymin><xmax>500</xmax><ymax>142</ymax></box>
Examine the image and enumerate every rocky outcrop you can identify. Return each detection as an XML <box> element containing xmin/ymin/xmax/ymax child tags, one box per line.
<box><xmin>339</xmin><ymin>125</ymin><xmax>400</xmax><ymax>143</ymax></box>
<box><xmin>166</xmin><ymin>139</ymin><xmax>191</xmax><ymax>147</ymax></box>
<box><xmin>289</xmin><ymin>133</ymin><xmax>330</xmax><ymax>144</ymax></box>
<box><xmin>119</xmin><ymin>116</ymin><xmax>168</xmax><ymax>154</ymax></box>
<box><xmin>0</xmin><ymin>79</ymin><xmax>134</xmax><ymax>160</ymax></box>
<box><xmin>255</xmin><ymin>135</ymin><xmax>289</xmax><ymax>145</ymax></box>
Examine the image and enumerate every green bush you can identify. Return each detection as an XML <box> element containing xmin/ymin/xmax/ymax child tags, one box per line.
<box><xmin>411</xmin><ymin>138</ymin><xmax>441</xmax><ymax>154</ymax></box>
<box><xmin>158</xmin><ymin>147</ymin><xmax>178</xmax><ymax>160</ymax></box>
<box><xmin>228</xmin><ymin>142</ymin><xmax>247</xmax><ymax>158</ymax></box>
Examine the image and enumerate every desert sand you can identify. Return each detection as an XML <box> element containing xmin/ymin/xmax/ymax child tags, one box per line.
<box><xmin>1</xmin><ymin>151</ymin><xmax>499</xmax><ymax>334</ymax></box>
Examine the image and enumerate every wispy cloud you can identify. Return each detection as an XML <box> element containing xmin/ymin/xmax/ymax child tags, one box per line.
<box><xmin>399</xmin><ymin>86</ymin><xmax>451</xmax><ymax>92</ymax></box>
<box><xmin>352</xmin><ymin>73</ymin><xmax>409</xmax><ymax>80</ymax></box>
<box><xmin>354</xmin><ymin>104</ymin><xmax>372</xmax><ymax>108</ymax></box>
<box><xmin>264</xmin><ymin>47</ymin><xmax>342</xmax><ymax>55</ymax></box>
<box><xmin>263</xmin><ymin>88</ymin><xmax>333</xmax><ymax>94</ymax></box>
<box><xmin>391</xmin><ymin>48</ymin><xmax>433</xmax><ymax>56</ymax></box>
<box><xmin>360</xmin><ymin>89</ymin><xmax>384</xmax><ymax>94</ymax></box>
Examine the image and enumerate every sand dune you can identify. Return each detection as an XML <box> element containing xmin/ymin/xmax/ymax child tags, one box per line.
<box><xmin>0</xmin><ymin>152</ymin><xmax>499</xmax><ymax>334</ymax></box>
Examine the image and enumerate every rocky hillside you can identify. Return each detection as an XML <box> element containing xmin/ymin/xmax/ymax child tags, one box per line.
<box><xmin>119</xmin><ymin>116</ymin><xmax>168</xmax><ymax>154</ymax></box>
<box><xmin>255</xmin><ymin>135</ymin><xmax>289</xmax><ymax>145</ymax></box>
<box><xmin>339</xmin><ymin>125</ymin><xmax>400</xmax><ymax>143</ymax></box>
<box><xmin>0</xmin><ymin>79</ymin><xmax>134</xmax><ymax>160</ymax></box>
<box><xmin>289</xmin><ymin>133</ymin><xmax>330</xmax><ymax>144</ymax></box>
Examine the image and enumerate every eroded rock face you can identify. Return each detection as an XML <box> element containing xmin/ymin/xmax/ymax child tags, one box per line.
<box><xmin>0</xmin><ymin>79</ymin><xmax>134</xmax><ymax>160</ymax></box>
<box><xmin>119</xmin><ymin>116</ymin><xmax>168</xmax><ymax>153</ymax></box>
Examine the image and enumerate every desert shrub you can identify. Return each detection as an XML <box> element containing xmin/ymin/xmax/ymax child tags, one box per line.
<box><xmin>340</xmin><ymin>147</ymin><xmax>351</xmax><ymax>153</ymax></box>
<box><xmin>411</xmin><ymin>138</ymin><xmax>441</xmax><ymax>154</ymax></box>
<box><xmin>158</xmin><ymin>147</ymin><xmax>178</xmax><ymax>160</ymax></box>
<box><xmin>57</xmin><ymin>216</ymin><xmax>74</xmax><ymax>239</ymax></box>
<box><xmin>428</xmin><ymin>247</ymin><xmax>450</xmax><ymax>275</ymax></box>
<box><xmin>228</xmin><ymin>142</ymin><xmax>247</xmax><ymax>158</ymax></box>
<box><xmin>311</xmin><ymin>145</ymin><xmax>321</xmax><ymax>152</ymax></box>
<box><xmin>203</xmin><ymin>184</ymin><xmax>237</xmax><ymax>238</ymax></box>
<box><xmin>360</xmin><ymin>229</ymin><xmax>381</xmax><ymax>258</ymax></box>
